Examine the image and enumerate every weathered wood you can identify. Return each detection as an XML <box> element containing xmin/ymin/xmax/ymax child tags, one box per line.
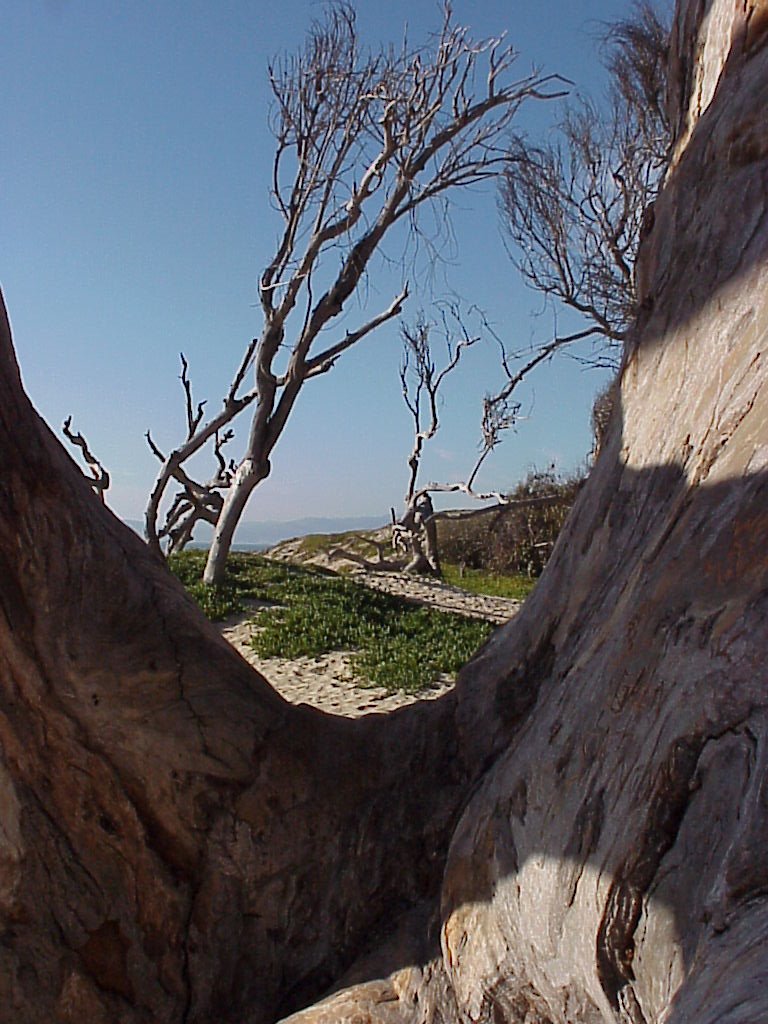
<box><xmin>1</xmin><ymin>1</ymin><xmax>767</xmax><ymax>1021</ymax></box>
<box><xmin>0</xmin><ymin>295</ymin><xmax>465</xmax><ymax>1021</ymax></box>
<box><xmin>283</xmin><ymin>1</ymin><xmax>768</xmax><ymax>1020</ymax></box>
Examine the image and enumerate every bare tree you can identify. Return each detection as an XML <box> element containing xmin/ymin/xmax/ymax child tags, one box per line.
<box><xmin>601</xmin><ymin>0</ymin><xmax>670</xmax><ymax>166</ymax></box>
<box><xmin>380</xmin><ymin>2</ymin><xmax>672</xmax><ymax>579</ymax></box>
<box><xmin>146</xmin><ymin>355</ymin><xmax>237</xmax><ymax>555</ymax></box>
<box><xmin>324</xmin><ymin>306</ymin><xmax>491</xmax><ymax>575</ymax></box>
<box><xmin>144</xmin><ymin>1</ymin><xmax>565</xmax><ymax>584</ymax></box>
<box><xmin>402</xmin><ymin>344</ymin><xmax>576</xmax><ymax>568</ymax></box>
<box><xmin>392</xmin><ymin>308</ymin><xmax>480</xmax><ymax>574</ymax></box>
<box><xmin>379</xmin><ymin>309</ymin><xmax>571</xmax><ymax>576</ymax></box>
<box><xmin>500</xmin><ymin>1</ymin><xmax>671</xmax><ymax>361</ymax></box>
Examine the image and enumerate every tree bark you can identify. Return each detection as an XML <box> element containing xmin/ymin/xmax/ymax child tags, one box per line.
<box><xmin>397</xmin><ymin>496</ymin><xmax>442</xmax><ymax>577</ymax></box>
<box><xmin>1</xmin><ymin>2</ymin><xmax>767</xmax><ymax>1022</ymax></box>
<box><xmin>0</xmin><ymin>294</ymin><xmax>466</xmax><ymax>1021</ymax></box>
<box><xmin>202</xmin><ymin>457</ymin><xmax>268</xmax><ymax>585</ymax></box>
<box><xmin>281</xmin><ymin>1</ymin><xmax>768</xmax><ymax>1021</ymax></box>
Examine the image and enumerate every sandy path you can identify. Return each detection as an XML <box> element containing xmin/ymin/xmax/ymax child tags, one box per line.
<box><xmin>220</xmin><ymin>571</ymin><xmax>522</xmax><ymax>717</ymax></box>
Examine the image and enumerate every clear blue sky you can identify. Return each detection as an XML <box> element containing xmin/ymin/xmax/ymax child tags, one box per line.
<box><xmin>2</xmin><ymin>0</ymin><xmax>642</xmax><ymax>529</ymax></box>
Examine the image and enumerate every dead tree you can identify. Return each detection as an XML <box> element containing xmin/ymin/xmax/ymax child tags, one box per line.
<box><xmin>146</xmin><ymin>355</ymin><xmax>237</xmax><ymax>555</ymax></box>
<box><xmin>0</xmin><ymin>1</ymin><xmax>766</xmax><ymax>1019</ymax></box>
<box><xmin>326</xmin><ymin>306</ymin><xmax>560</xmax><ymax>576</ymax></box>
<box><xmin>500</xmin><ymin>1</ymin><xmax>671</xmax><ymax>364</ymax></box>
<box><xmin>380</xmin><ymin>4</ymin><xmax>673</xmax><ymax>576</ymax></box>
<box><xmin>601</xmin><ymin>0</ymin><xmax>670</xmax><ymax>167</ymax></box>
<box><xmin>394</xmin><ymin>318</ymin><xmax>579</xmax><ymax>573</ymax></box>
<box><xmin>143</xmin><ymin>2</ymin><xmax>565</xmax><ymax>583</ymax></box>
<box><xmin>392</xmin><ymin>309</ymin><xmax>480</xmax><ymax>574</ymax></box>
<box><xmin>319</xmin><ymin>307</ymin><xmax>577</xmax><ymax>577</ymax></box>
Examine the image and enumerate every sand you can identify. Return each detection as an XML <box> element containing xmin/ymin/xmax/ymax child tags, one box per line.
<box><xmin>220</xmin><ymin>569</ymin><xmax>522</xmax><ymax>717</ymax></box>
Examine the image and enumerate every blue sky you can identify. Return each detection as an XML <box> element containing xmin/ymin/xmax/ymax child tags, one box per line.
<box><xmin>2</xmin><ymin>0</ymin><xmax>644</xmax><ymax>528</ymax></box>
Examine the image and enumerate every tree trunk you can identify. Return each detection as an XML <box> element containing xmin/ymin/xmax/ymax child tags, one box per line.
<box><xmin>203</xmin><ymin>457</ymin><xmax>268</xmax><ymax>585</ymax></box>
<box><xmin>400</xmin><ymin>495</ymin><xmax>442</xmax><ymax>576</ymax></box>
<box><xmin>280</xmin><ymin>2</ymin><xmax>768</xmax><ymax>1021</ymax></box>
<box><xmin>0</xmin><ymin>293</ymin><xmax>466</xmax><ymax>1022</ymax></box>
<box><xmin>1</xmin><ymin>2</ymin><xmax>767</xmax><ymax>1022</ymax></box>
<box><xmin>421</xmin><ymin>511</ymin><xmax>441</xmax><ymax>576</ymax></box>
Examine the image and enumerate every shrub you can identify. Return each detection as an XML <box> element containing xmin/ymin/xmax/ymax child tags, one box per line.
<box><xmin>437</xmin><ymin>468</ymin><xmax>584</xmax><ymax>577</ymax></box>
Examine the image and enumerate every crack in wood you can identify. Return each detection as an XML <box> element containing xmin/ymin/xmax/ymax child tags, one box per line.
<box><xmin>595</xmin><ymin>734</ymin><xmax>704</xmax><ymax>1012</ymax></box>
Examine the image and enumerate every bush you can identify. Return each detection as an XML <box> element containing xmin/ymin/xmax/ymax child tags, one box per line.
<box><xmin>437</xmin><ymin>468</ymin><xmax>584</xmax><ymax>577</ymax></box>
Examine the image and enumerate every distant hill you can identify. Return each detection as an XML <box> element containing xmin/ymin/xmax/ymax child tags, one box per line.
<box><xmin>123</xmin><ymin>515</ymin><xmax>386</xmax><ymax>550</ymax></box>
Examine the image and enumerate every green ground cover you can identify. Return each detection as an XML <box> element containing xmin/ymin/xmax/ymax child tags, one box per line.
<box><xmin>441</xmin><ymin>563</ymin><xmax>537</xmax><ymax>600</ymax></box>
<box><xmin>170</xmin><ymin>551</ymin><xmax>494</xmax><ymax>693</ymax></box>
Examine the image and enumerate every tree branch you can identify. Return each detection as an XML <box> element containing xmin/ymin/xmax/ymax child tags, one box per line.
<box><xmin>304</xmin><ymin>286</ymin><xmax>409</xmax><ymax>378</ymax></box>
<box><xmin>62</xmin><ymin>416</ymin><xmax>110</xmax><ymax>501</ymax></box>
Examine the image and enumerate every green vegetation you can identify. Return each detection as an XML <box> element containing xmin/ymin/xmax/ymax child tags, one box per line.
<box><xmin>352</xmin><ymin>607</ymin><xmax>488</xmax><ymax>692</ymax></box>
<box><xmin>441</xmin><ymin>564</ymin><xmax>537</xmax><ymax>601</ymax></box>
<box><xmin>169</xmin><ymin>551</ymin><xmax>492</xmax><ymax>693</ymax></box>
<box><xmin>169</xmin><ymin>550</ymin><xmax>246</xmax><ymax>620</ymax></box>
<box><xmin>291</xmin><ymin>529</ymin><xmax>380</xmax><ymax>557</ymax></box>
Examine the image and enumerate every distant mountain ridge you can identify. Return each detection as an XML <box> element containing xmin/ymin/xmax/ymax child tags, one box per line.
<box><xmin>123</xmin><ymin>515</ymin><xmax>386</xmax><ymax>550</ymax></box>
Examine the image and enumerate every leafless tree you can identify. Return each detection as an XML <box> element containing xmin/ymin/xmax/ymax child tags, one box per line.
<box><xmin>144</xmin><ymin>1</ymin><xmax>565</xmax><ymax>584</ymax></box>
<box><xmin>601</xmin><ymin>0</ymin><xmax>670</xmax><ymax>166</ymax></box>
<box><xmin>146</xmin><ymin>355</ymin><xmax>237</xmax><ymax>555</ymax></box>
<box><xmin>404</xmin><ymin>338</ymin><xmax>576</xmax><ymax>571</ymax></box>
<box><xmin>366</xmin><ymin>309</ymin><xmax>573</xmax><ymax>576</ymax></box>
<box><xmin>375</xmin><ymin>3</ymin><xmax>672</xmax><ymax>578</ymax></box>
<box><xmin>391</xmin><ymin>307</ymin><xmax>480</xmax><ymax>574</ymax></box>
<box><xmin>500</xmin><ymin>1</ymin><xmax>671</xmax><ymax>363</ymax></box>
<box><xmin>372</xmin><ymin>1</ymin><xmax>672</xmax><ymax>580</ymax></box>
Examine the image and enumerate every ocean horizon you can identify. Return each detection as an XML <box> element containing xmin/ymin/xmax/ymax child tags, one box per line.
<box><xmin>123</xmin><ymin>514</ymin><xmax>386</xmax><ymax>550</ymax></box>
